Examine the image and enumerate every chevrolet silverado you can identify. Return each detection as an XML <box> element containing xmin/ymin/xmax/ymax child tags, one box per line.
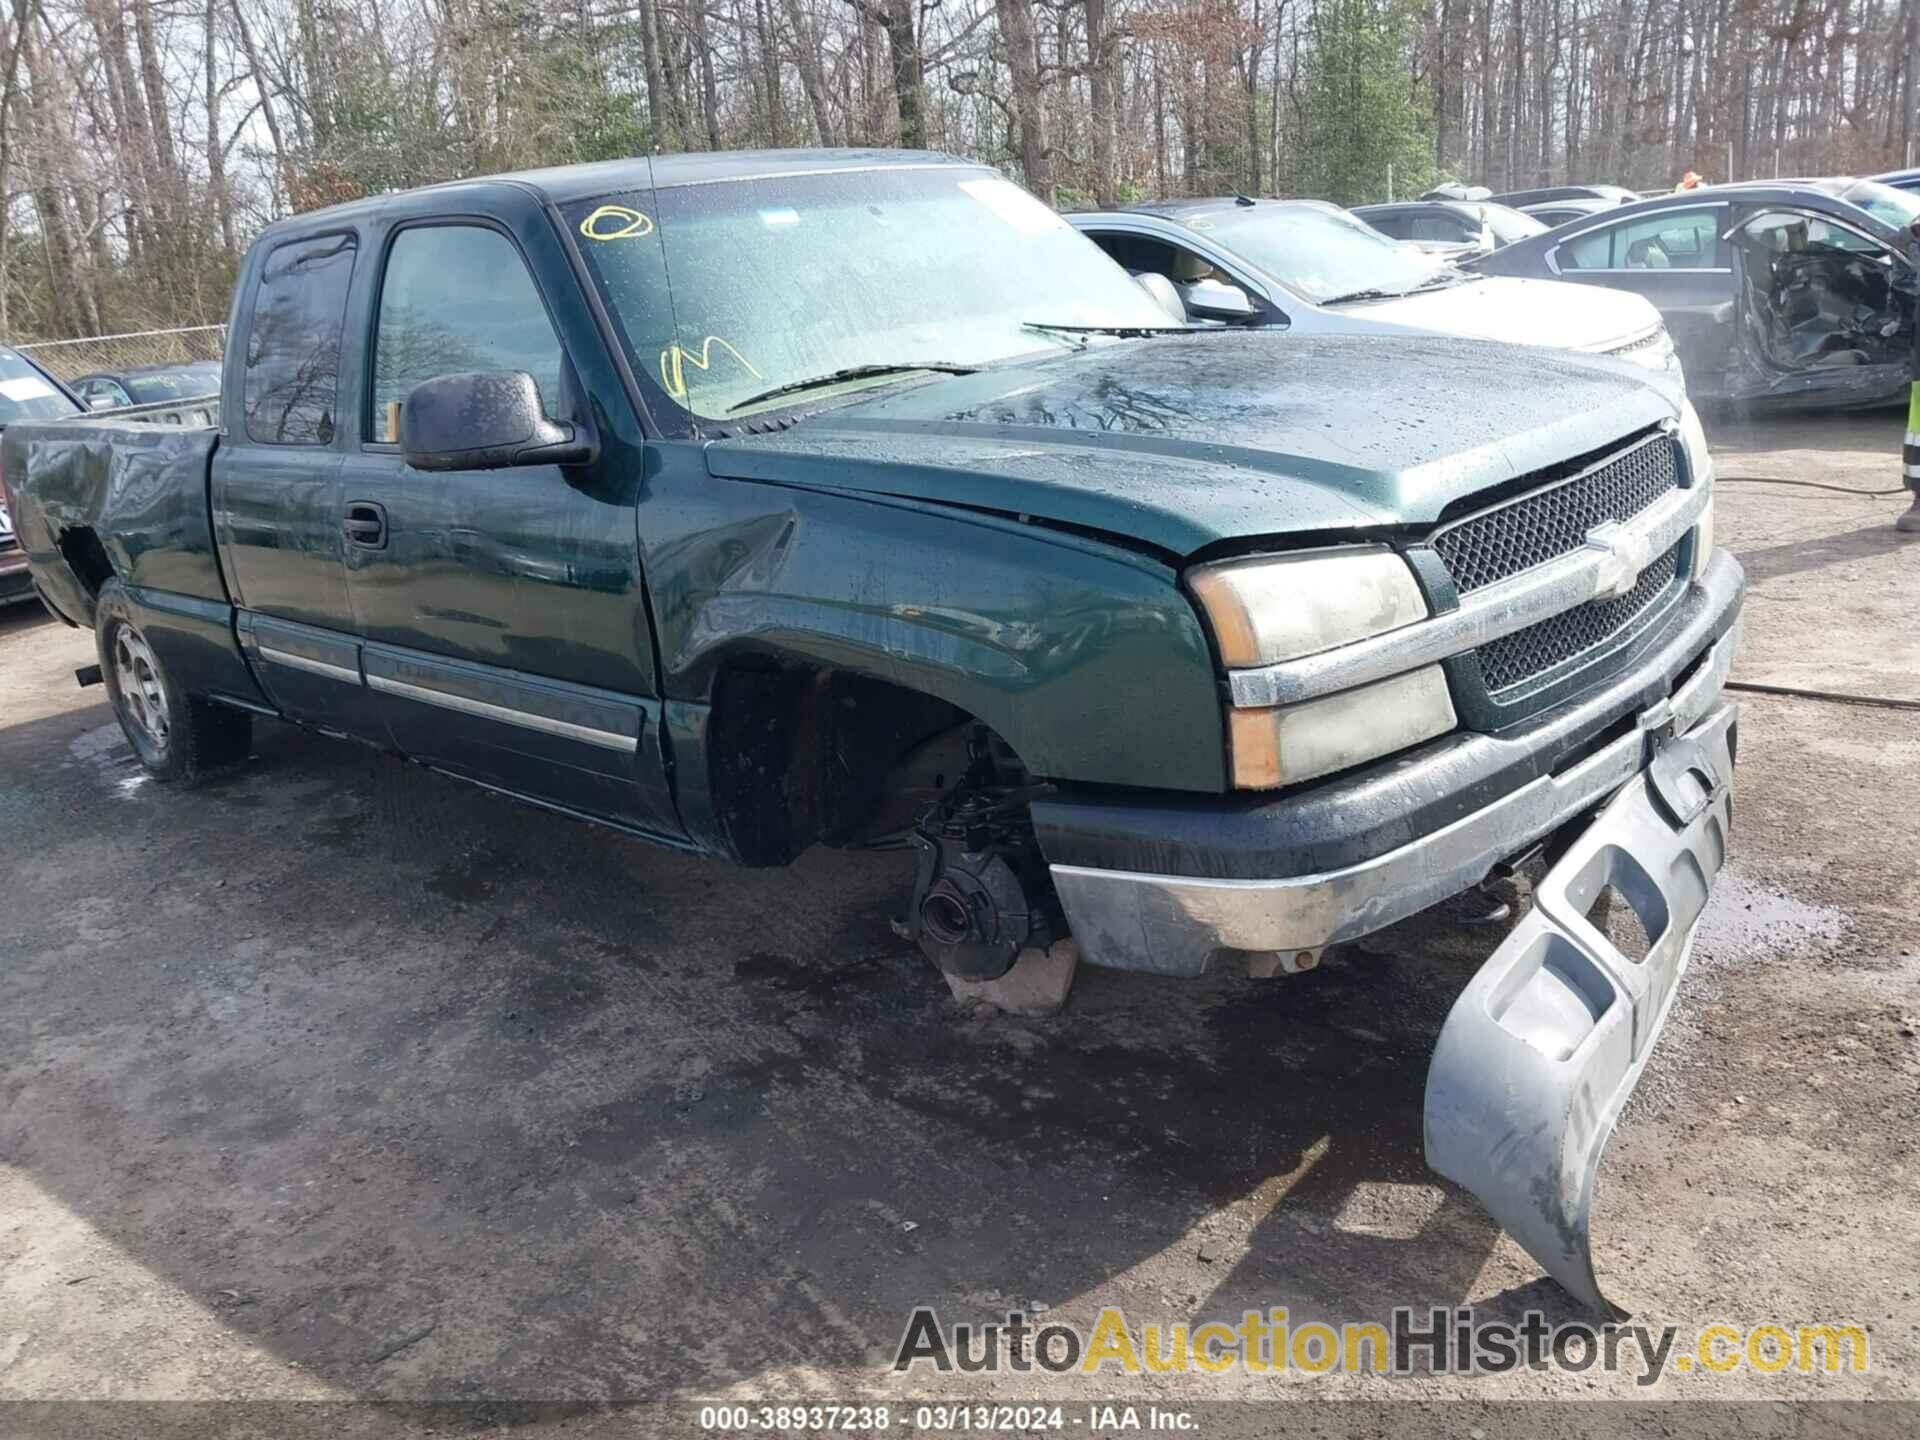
<box><xmin>2</xmin><ymin>149</ymin><xmax>1744</xmax><ymax>1312</ymax></box>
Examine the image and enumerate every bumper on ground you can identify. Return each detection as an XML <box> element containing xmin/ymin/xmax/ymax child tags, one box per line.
<box><xmin>1426</xmin><ymin>699</ymin><xmax>1736</xmax><ymax>1311</ymax></box>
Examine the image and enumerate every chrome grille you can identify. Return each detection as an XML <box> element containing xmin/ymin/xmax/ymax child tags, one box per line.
<box><xmin>1477</xmin><ymin>543</ymin><xmax>1681</xmax><ymax>692</ymax></box>
<box><xmin>1433</xmin><ymin>433</ymin><xmax>1680</xmax><ymax>594</ymax></box>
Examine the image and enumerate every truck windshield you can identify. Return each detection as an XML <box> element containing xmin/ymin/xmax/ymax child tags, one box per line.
<box><xmin>564</xmin><ymin>167</ymin><xmax>1181</xmax><ymax>421</ymax></box>
<box><xmin>0</xmin><ymin>348</ymin><xmax>81</xmax><ymax>425</ymax></box>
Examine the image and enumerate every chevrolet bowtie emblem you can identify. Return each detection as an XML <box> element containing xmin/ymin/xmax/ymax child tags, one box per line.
<box><xmin>1583</xmin><ymin>521</ymin><xmax>1653</xmax><ymax>601</ymax></box>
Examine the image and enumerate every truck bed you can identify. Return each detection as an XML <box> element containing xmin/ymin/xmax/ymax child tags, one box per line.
<box><xmin>2</xmin><ymin>418</ymin><xmax>223</xmax><ymax>626</ymax></box>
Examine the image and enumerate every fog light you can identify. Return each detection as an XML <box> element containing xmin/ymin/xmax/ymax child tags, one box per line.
<box><xmin>1229</xmin><ymin>666</ymin><xmax>1457</xmax><ymax>789</ymax></box>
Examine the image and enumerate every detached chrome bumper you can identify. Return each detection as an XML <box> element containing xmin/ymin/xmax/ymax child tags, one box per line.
<box><xmin>1427</xmin><ymin>699</ymin><xmax>1735</xmax><ymax>1312</ymax></box>
<box><xmin>1050</xmin><ymin>611</ymin><xmax>1737</xmax><ymax>975</ymax></box>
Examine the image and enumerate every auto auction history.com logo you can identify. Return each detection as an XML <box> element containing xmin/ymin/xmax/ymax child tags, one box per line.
<box><xmin>893</xmin><ymin>1306</ymin><xmax>1870</xmax><ymax>1386</ymax></box>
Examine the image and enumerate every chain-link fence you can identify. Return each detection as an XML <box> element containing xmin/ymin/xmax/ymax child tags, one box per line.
<box><xmin>18</xmin><ymin>324</ymin><xmax>226</xmax><ymax>383</ymax></box>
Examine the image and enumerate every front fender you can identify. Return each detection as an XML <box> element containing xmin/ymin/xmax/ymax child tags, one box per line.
<box><xmin>640</xmin><ymin>455</ymin><xmax>1226</xmax><ymax>794</ymax></box>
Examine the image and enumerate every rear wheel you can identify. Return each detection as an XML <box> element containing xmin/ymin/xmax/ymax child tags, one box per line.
<box><xmin>95</xmin><ymin>581</ymin><xmax>250</xmax><ymax>782</ymax></box>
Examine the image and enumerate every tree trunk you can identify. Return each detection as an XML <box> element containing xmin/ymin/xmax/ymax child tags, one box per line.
<box><xmin>692</xmin><ymin>0</ymin><xmax>723</xmax><ymax>148</ymax></box>
<box><xmin>204</xmin><ymin>0</ymin><xmax>233</xmax><ymax>251</ymax></box>
<box><xmin>1085</xmin><ymin>0</ymin><xmax>1114</xmax><ymax>204</ymax></box>
<box><xmin>785</xmin><ymin>0</ymin><xmax>838</xmax><ymax>144</ymax></box>
<box><xmin>996</xmin><ymin>0</ymin><xmax>1051</xmax><ymax>195</ymax></box>
<box><xmin>228</xmin><ymin>0</ymin><xmax>290</xmax><ymax>209</ymax></box>
<box><xmin>638</xmin><ymin>0</ymin><xmax>669</xmax><ymax>145</ymax></box>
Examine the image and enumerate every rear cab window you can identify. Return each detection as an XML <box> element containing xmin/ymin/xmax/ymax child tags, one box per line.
<box><xmin>243</xmin><ymin>233</ymin><xmax>358</xmax><ymax>445</ymax></box>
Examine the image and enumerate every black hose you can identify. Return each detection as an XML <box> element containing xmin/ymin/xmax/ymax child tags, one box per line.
<box><xmin>1725</xmin><ymin>680</ymin><xmax>1920</xmax><ymax>711</ymax></box>
<box><xmin>1716</xmin><ymin>474</ymin><xmax>1910</xmax><ymax>497</ymax></box>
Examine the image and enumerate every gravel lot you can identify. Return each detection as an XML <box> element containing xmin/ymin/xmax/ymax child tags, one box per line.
<box><xmin>0</xmin><ymin>410</ymin><xmax>1916</xmax><ymax>1432</ymax></box>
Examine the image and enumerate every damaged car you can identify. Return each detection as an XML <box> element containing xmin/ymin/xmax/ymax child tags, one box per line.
<box><xmin>0</xmin><ymin>343</ymin><xmax>84</xmax><ymax>606</ymax></box>
<box><xmin>1471</xmin><ymin>177</ymin><xmax>1920</xmax><ymax>408</ymax></box>
<box><xmin>3</xmin><ymin>149</ymin><xmax>1742</xmax><ymax>1312</ymax></box>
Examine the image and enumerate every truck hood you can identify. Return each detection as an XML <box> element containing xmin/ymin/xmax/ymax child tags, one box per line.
<box><xmin>702</xmin><ymin>331</ymin><xmax>1676</xmax><ymax>556</ymax></box>
<box><xmin>1339</xmin><ymin>275</ymin><xmax>1662</xmax><ymax>353</ymax></box>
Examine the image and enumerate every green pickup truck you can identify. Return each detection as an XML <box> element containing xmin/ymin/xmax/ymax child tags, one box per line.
<box><xmin>3</xmin><ymin>149</ymin><xmax>1742</xmax><ymax>1312</ymax></box>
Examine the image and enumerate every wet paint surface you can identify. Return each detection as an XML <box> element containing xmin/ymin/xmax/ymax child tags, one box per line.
<box><xmin>707</xmin><ymin>331</ymin><xmax>1677</xmax><ymax>555</ymax></box>
<box><xmin>641</xmin><ymin>442</ymin><xmax>1227</xmax><ymax>793</ymax></box>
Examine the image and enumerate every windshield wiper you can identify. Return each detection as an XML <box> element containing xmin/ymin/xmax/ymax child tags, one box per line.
<box><xmin>1408</xmin><ymin>270</ymin><xmax>1481</xmax><ymax>292</ymax></box>
<box><xmin>1319</xmin><ymin>287</ymin><xmax>1398</xmax><ymax>305</ymax></box>
<box><xmin>726</xmin><ymin>362</ymin><xmax>977</xmax><ymax>414</ymax></box>
<box><xmin>1020</xmin><ymin>320</ymin><xmax>1185</xmax><ymax>339</ymax></box>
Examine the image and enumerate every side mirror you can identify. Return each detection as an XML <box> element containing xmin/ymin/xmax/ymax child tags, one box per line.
<box><xmin>399</xmin><ymin>371</ymin><xmax>595</xmax><ymax>472</ymax></box>
<box><xmin>1182</xmin><ymin>277</ymin><xmax>1257</xmax><ymax>322</ymax></box>
<box><xmin>87</xmin><ymin>394</ymin><xmax>118</xmax><ymax>411</ymax></box>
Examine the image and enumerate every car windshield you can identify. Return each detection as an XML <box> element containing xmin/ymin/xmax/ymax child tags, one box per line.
<box><xmin>124</xmin><ymin>365</ymin><xmax>220</xmax><ymax>403</ymax></box>
<box><xmin>0</xmin><ymin>348</ymin><xmax>80</xmax><ymax>425</ymax></box>
<box><xmin>1187</xmin><ymin>204</ymin><xmax>1449</xmax><ymax>303</ymax></box>
<box><xmin>1483</xmin><ymin>204</ymin><xmax>1550</xmax><ymax>244</ymax></box>
<box><xmin>1838</xmin><ymin>178</ymin><xmax>1920</xmax><ymax>232</ymax></box>
<box><xmin>565</xmin><ymin>167</ymin><xmax>1181</xmax><ymax>420</ymax></box>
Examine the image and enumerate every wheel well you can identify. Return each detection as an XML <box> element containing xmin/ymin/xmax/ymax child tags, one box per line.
<box><xmin>705</xmin><ymin>661</ymin><xmax>1020</xmax><ymax>866</ymax></box>
<box><xmin>57</xmin><ymin>526</ymin><xmax>115</xmax><ymax>601</ymax></box>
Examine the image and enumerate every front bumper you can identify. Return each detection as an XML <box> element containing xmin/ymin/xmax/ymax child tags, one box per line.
<box><xmin>1044</xmin><ymin>548</ymin><xmax>1743</xmax><ymax>976</ymax></box>
<box><xmin>1046</xmin><ymin>549</ymin><xmax>1743</xmax><ymax>1312</ymax></box>
<box><xmin>1427</xmin><ymin>698</ymin><xmax>1735</xmax><ymax>1312</ymax></box>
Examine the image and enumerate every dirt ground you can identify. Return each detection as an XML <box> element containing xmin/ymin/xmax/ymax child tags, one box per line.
<box><xmin>0</xmin><ymin>409</ymin><xmax>1916</xmax><ymax>1433</ymax></box>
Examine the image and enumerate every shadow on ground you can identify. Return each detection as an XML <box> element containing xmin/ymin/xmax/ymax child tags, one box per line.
<box><xmin>0</xmin><ymin>700</ymin><xmax>1533</xmax><ymax>1400</ymax></box>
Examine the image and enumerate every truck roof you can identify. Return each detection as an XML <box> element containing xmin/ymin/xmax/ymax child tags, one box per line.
<box><xmin>267</xmin><ymin>148</ymin><xmax>985</xmax><ymax>231</ymax></box>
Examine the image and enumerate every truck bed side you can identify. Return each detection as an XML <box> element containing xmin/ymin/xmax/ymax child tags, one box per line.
<box><xmin>5</xmin><ymin>417</ymin><xmax>270</xmax><ymax>712</ymax></box>
<box><xmin>4</xmin><ymin>419</ymin><xmax>224</xmax><ymax>624</ymax></box>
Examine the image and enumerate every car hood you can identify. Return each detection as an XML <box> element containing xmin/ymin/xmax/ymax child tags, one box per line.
<box><xmin>1340</xmin><ymin>276</ymin><xmax>1661</xmax><ymax>353</ymax></box>
<box><xmin>703</xmin><ymin>331</ymin><xmax>1676</xmax><ymax>556</ymax></box>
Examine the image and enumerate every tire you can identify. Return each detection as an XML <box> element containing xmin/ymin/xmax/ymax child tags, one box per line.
<box><xmin>95</xmin><ymin>581</ymin><xmax>251</xmax><ymax>783</ymax></box>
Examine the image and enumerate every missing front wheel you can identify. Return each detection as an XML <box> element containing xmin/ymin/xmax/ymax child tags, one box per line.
<box><xmin>898</xmin><ymin>730</ymin><xmax>1061</xmax><ymax>981</ymax></box>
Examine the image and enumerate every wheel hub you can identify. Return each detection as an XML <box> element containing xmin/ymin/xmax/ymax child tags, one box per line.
<box><xmin>112</xmin><ymin>626</ymin><xmax>170</xmax><ymax>750</ymax></box>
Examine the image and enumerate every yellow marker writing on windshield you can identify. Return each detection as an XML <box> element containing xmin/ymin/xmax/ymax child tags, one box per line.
<box><xmin>579</xmin><ymin>205</ymin><xmax>655</xmax><ymax>241</ymax></box>
<box><xmin>659</xmin><ymin>337</ymin><xmax>762</xmax><ymax>401</ymax></box>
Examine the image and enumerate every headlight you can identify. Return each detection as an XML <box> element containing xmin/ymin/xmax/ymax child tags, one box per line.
<box><xmin>1189</xmin><ymin>547</ymin><xmax>1455</xmax><ymax>788</ymax></box>
<box><xmin>1187</xmin><ymin>546</ymin><xmax>1429</xmax><ymax>667</ymax></box>
<box><xmin>1227</xmin><ymin>667</ymin><xmax>1458</xmax><ymax>789</ymax></box>
<box><xmin>1676</xmin><ymin>396</ymin><xmax>1713</xmax><ymax>485</ymax></box>
<box><xmin>1605</xmin><ymin>324</ymin><xmax>1679</xmax><ymax>373</ymax></box>
<box><xmin>1674</xmin><ymin>397</ymin><xmax>1715</xmax><ymax>573</ymax></box>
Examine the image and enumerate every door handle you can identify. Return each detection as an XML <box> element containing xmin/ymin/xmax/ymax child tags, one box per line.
<box><xmin>343</xmin><ymin>501</ymin><xmax>387</xmax><ymax>549</ymax></box>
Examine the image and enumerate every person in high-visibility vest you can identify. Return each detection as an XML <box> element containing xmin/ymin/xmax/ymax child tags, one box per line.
<box><xmin>1904</xmin><ymin>224</ymin><xmax>1920</xmax><ymax>533</ymax></box>
<box><xmin>1903</xmin><ymin>385</ymin><xmax>1920</xmax><ymax>532</ymax></box>
<box><xmin>1907</xmin><ymin>259</ymin><xmax>1920</xmax><ymax>534</ymax></box>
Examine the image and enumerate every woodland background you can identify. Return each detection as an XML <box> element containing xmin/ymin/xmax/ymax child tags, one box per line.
<box><xmin>1</xmin><ymin>0</ymin><xmax>1915</xmax><ymax>341</ymax></box>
